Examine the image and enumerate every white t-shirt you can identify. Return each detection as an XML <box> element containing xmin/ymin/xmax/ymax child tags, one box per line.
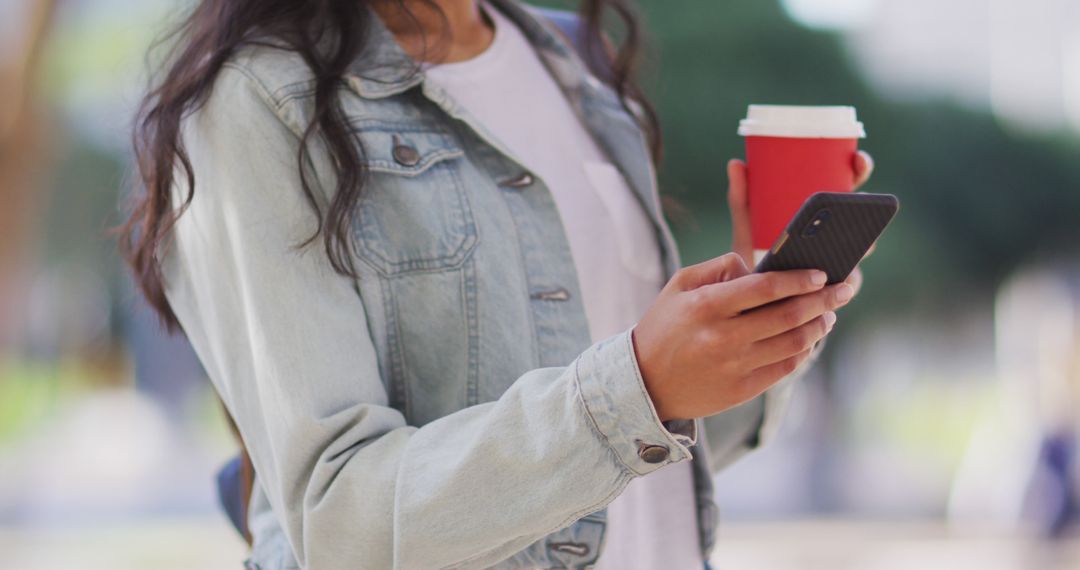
<box><xmin>424</xmin><ymin>5</ymin><xmax>702</xmax><ymax>569</ymax></box>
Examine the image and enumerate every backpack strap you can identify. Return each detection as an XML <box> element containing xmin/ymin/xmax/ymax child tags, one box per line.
<box><xmin>217</xmin><ymin>403</ymin><xmax>254</xmax><ymax>545</ymax></box>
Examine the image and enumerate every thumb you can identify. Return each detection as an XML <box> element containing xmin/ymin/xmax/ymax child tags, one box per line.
<box><xmin>671</xmin><ymin>252</ymin><xmax>751</xmax><ymax>292</ymax></box>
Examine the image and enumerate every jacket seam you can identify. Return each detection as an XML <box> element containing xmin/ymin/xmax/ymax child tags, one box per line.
<box><xmin>572</xmin><ymin>355</ymin><xmax>641</xmax><ymax>478</ymax></box>
<box><xmin>221</xmin><ymin>62</ymin><xmax>307</xmax><ymax>140</ymax></box>
<box><xmin>493</xmin><ymin>184</ymin><xmax>542</xmax><ymax>368</ymax></box>
<box><xmin>390</xmin><ymin>279</ymin><xmax>413</xmax><ymax>420</ymax></box>
<box><xmin>272</xmin><ymin>82</ymin><xmax>318</xmax><ymax>108</ymax></box>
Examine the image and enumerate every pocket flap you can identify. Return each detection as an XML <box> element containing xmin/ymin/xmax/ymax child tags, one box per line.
<box><xmin>349</xmin><ymin>120</ymin><xmax>465</xmax><ymax>176</ymax></box>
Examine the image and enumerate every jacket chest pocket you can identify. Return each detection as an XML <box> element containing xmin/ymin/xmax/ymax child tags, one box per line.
<box><xmin>351</xmin><ymin>122</ymin><xmax>477</xmax><ymax>276</ymax></box>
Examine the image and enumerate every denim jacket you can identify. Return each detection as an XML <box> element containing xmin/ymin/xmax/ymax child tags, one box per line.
<box><xmin>161</xmin><ymin>1</ymin><xmax>797</xmax><ymax>568</ymax></box>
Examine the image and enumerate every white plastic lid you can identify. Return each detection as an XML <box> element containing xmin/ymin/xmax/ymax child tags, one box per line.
<box><xmin>738</xmin><ymin>105</ymin><xmax>866</xmax><ymax>139</ymax></box>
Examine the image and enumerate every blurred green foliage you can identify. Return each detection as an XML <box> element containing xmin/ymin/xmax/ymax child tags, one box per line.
<box><xmin>648</xmin><ymin>1</ymin><xmax>1080</xmax><ymax>315</ymax></box>
<box><xmin>0</xmin><ymin>363</ymin><xmax>63</xmax><ymax>443</ymax></box>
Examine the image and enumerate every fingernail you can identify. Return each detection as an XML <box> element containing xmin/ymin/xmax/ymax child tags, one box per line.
<box><xmin>824</xmin><ymin>311</ymin><xmax>837</xmax><ymax>331</ymax></box>
<box><xmin>810</xmin><ymin>271</ymin><xmax>827</xmax><ymax>286</ymax></box>
<box><xmin>835</xmin><ymin>284</ymin><xmax>855</xmax><ymax>303</ymax></box>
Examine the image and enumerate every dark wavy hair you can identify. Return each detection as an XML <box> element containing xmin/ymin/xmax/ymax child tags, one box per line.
<box><xmin>119</xmin><ymin>0</ymin><xmax>662</xmax><ymax>331</ymax></box>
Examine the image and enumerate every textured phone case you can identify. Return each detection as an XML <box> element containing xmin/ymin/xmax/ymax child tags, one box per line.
<box><xmin>755</xmin><ymin>192</ymin><xmax>899</xmax><ymax>285</ymax></box>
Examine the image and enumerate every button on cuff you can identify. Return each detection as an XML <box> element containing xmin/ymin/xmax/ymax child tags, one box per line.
<box><xmin>637</xmin><ymin>442</ymin><xmax>670</xmax><ymax>464</ymax></box>
<box><xmin>573</xmin><ymin>329</ymin><xmax>693</xmax><ymax>476</ymax></box>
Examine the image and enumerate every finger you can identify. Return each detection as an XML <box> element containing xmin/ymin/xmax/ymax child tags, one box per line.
<box><xmin>745</xmin><ymin>312</ymin><xmax>834</xmax><ymax>369</ymax></box>
<box><xmin>737</xmin><ymin>282</ymin><xmax>853</xmax><ymax>340</ymax></box>
<box><xmin>863</xmin><ymin>241</ymin><xmax>877</xmax><ymax>259</ymax></box>
<box><xmin>742</xmin><ymin>345</ymin><xmax>816</xmax><ymax>395</ymax></box>
<box><xmin>726</xmin><ymin>159</ymin><xmax>753</xmax><ymax>264</ymax></box>
<box><xmin>670</xmin><ymin>252</ymin><xmax>750</xmax><ymax>292</ymax></box>
<box><xmin>704</xmin><ymin>268</ymin><xmax>828</xmax><ymax>315</ymax></box>
<box><xmin>854</xmin><ymin>150</ymin><xmax>874</xmax><ymax>189</ymax></box>
<box><xmin>844</xmin><ymin>267</ymin><xmax>863</xmax><ymax>297</ymax></box>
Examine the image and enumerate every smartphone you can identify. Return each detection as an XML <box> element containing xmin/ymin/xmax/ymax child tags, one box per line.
<box><xmin>754</xmin><ymin>192</ymin><xmax>899</xmax><ymax>285</ymax></box>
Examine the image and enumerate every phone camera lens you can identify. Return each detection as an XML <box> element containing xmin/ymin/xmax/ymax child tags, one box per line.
<box><xmin>802</xmin><ymin>209</ymin><xmax>831</xmax><ymax>238</ymax></box>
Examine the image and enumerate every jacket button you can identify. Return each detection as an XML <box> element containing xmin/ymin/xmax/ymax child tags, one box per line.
<box><xmin>530</xmin><ymin>287</ymin><xmax>571</xmax><ymax>301</ymax></box>
<box><xmin>501</xmin><ymin>171</ymin><xmax>534</xmax><ymax>188</ymax></box>
<box><xmin>392</xmin><ymin>143</ymin><xmax>420</xmax><ymax>167</ymax></box>
<box><xmin>638</xmin><ymin>444</ymin><xmax>670</xmax><ymax>464</ymax></box>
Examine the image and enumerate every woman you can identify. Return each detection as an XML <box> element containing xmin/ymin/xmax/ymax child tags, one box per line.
<box><xmin>121</xmin><ymin>0</ymin><xmax>871</xmax><ymax>568</ymax></box>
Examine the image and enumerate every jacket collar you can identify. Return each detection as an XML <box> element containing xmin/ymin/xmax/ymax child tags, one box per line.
<box><xmin>345</xmin><ymin>0</ymin><xmax>589</xmax><ymax>99</ymax></box>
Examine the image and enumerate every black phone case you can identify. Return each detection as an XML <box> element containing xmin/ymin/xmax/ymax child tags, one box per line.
<box><xmin>755</xmin><ymin>192</ymin><xmax>899</xmax><ymax>285</ymax></box>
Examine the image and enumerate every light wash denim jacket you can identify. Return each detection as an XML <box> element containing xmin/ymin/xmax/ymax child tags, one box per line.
<box><xmin>162</xmin><ymin>1</ymin><xmax>798</xmax><ymax>568</ymax></box>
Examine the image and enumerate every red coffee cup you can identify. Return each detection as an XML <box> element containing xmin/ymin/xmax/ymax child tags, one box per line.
<box><xmin>738</xmin><ymin>105</ymin><xmax>866</xmax><ymax>264</ymax></box>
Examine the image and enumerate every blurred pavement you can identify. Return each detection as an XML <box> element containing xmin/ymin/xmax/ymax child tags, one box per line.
<box><xmin>0</xmin><ymin>517</ymin><xmax>246</xmax><ymax>570</ymax></box>
<box><xmin>711</xmin><ymin>520</ymin><xmax>1080</xmax><ymax>570</ymax></box>
<box><xmin>2</xmin><ymin>518</ymin><xmax>1077</xmax><ymax>570</ymax></box>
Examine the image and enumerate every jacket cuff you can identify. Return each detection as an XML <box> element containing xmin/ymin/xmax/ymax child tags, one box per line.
<box><xmin>662</xmin><ymin>419</ymin><xmax>697</xmax><ymax>448</ymax></box>
<box><xmin>574</xmin><ymin>329</ymin><xmax>694</xmax><ymax>476</ymax></box>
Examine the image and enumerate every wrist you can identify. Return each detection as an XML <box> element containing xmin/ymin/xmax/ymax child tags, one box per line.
<box><xmin>630</xmin><ymin>325</ymin><xmax>673</xmax><ymax>422</ymax></box>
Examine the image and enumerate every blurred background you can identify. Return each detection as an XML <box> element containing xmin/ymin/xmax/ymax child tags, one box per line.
<box><xmin>1</xmin><ymin>0</ymin><xmax>1078</xmax><ymax>568</ymax></box>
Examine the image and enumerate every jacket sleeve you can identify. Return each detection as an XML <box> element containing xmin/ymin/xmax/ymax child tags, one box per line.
<box><xmin>161</xmin><ymin>65</ymin><xmax>692</xmax><ymax>570</ymax></box>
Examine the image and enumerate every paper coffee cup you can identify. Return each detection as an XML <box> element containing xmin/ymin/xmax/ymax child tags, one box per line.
<box><xmin>738</xmin><ymin>105</ymin><xmax>866</xmax><ymax>264</ymax></box>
